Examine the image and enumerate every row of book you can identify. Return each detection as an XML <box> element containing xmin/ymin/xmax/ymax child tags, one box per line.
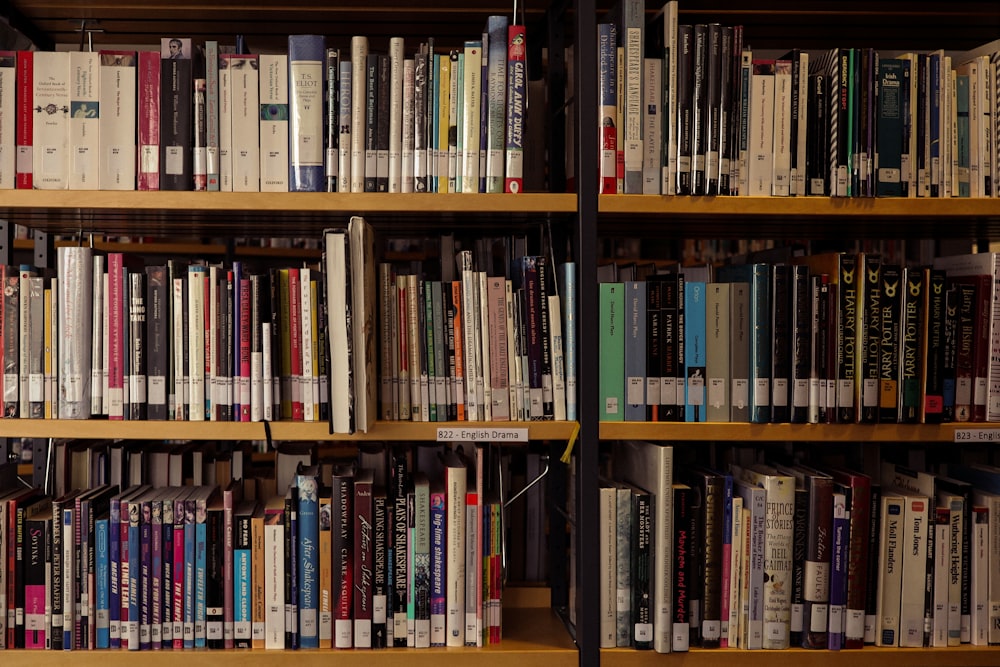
<box><xmin>599</xmin><ymin>250</ymin><xmax>1000</xmax><ymax>423</ymax></box>
<box><xmin>599</xmin><ymin>0</ymin><xmax>1000</xmax><ymax>197</ymax></box>
<box><xmin>0</xmin><ymin>438</ymin><xmax>504</xmax><ymax>650</ymax></box>
<box><xmin>377</xmin><ymin>252</ymin><xmax>576</xmax><ymax>423</ymax></box>
<box><xmin>0</xmin><ymin>20</ymin><xmax>527</xmax><ymax>193</ymax></box>
<box><xmin>603</xmin><ymin>441</ymin><xmax>1000</xmax><ymax>653</ymax></box>
<box><xmin>0</xmin><ymin>217</ymin><xmax>378</xmax><ymax>431</ymax></box>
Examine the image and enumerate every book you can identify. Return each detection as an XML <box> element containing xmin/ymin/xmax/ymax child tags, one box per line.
<box><xmin>599</xmin><ymin>483</ymin><xmax>616</xmax><ymax>648</ymax></box>
<box><xmin>297</xmin><ymin>465</ymin><xmax>320</xmax><ymax>648</ymax></box>
<box><xmin>68</xmin><ymin>51</ymin><xmax>98</xmax><ymax>190</ymax></box>
<box><xmin>259</xmin><ymin>53</ymin><xmax>289</xmax><ymax>192</ymax></box>
<box><xmin>32</xmin><ymin>51</ymin><xmax>70</xmax><ymax>190</ymax></box>
<box><xmin>288</xmin><ymin>35</ymin><xmax>325</xmax><ymax>191</ymax></box>
<box><xmin>98</xmin><ymin>51</ymin><xmax>137</xmax><ymax>190</ymax></box>
<box><xmin>159</xmin><ymin>38</ymin><xmax>192</xmax><ymax>190</ymax></box>
<box><xmin>600</xmin><ymin>282</ymin><xmax>625</xmax><ymax>421</ymax></box>
<box><xmin>0</xmin><ymin>52</ymin><xmax>15</xmax><ymax>189</ymax></box>
<box><xmin>443</xmin><ymin>451</ymin><xmax>467</xmax><ymax>647</ymax></box>
<box><xmin>504</xmin><ymin>24</ymin><xmax>526</xmax><ymax>193</ymax></box>
<box><xmin>598</xmin><ymin>23</ymin><xmax>618</xmax><ymax>194</ymax></box>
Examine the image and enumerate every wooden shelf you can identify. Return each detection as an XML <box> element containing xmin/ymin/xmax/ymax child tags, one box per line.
<box><xmin>599</xmin><ymin>422</ymin><xmax>998</xmax><ymax>442</ymax></box>
<box><xmin>0</xmin><ymin>606</ymin><xmax>576</xmax><ymax>666</ymax></box>
<box><xmin>11</xmin><ymin>238</ymin><xmax>323</xmax><ymax>259</ymax></box>
<box><xmin>0</xmin><ymin>192</ymin><xmax>577</xmax><ymax>236</ymax></box>
<box><xmin>0</xmin><ymin>419</ymin><xmax>578</xmax><ymax>442</ymax></box>
<box><xmin>598</xmin><ymin>196</ymin><xmax>1000</xmax><ymax>239</ymax></box>
<box><xmin>603</xmin><ymin>646</ymin><xmax>1000</xmax><ymax>667</ymax></box>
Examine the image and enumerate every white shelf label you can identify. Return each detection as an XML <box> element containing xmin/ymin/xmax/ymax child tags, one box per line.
<box><xmin>954</xmin><ymin>428</ymin><xmax>1000</xmax><ymax>443</ymax></box>
<box><xmin>436</xmin><ymin>427</ymin><xmax>527</xmax><ymax>442</ymax></box>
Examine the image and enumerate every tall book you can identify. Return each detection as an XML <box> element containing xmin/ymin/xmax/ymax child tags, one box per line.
<box><xmin>297</xmin><ymin>465</ymin><xmax>320</xmax><ymax>648</ymax></box>
<box><xmin>461</xmin><ymin>40</ymin><xmax>483</xmax><ymax>193</ymax></box>
<box><xmin>504</xmin><ymin>24</ymin><xmax>526</xmax><ymax>193</ymax></box>
<box><xmin>137</xmin><ymin>50</ymin><xmax>160</xmax><ymax>190</ymax></box>
<box><xmin>204</xmin><ymin>40</ymin><xmax>220</xmax><ymax>190</ymax></box>
<box><xmin>0</xmin><ymin>52</ymin><xmax>15</xmax><ymax>189</ymax></box>
<box><xmin>99</xmin><ymin>51</ymin><xmax>137</xmax><ymax>190</ymax></box>
<box><xmin>484</xmin><ymin>15</ymin><xmax>508</xmax><ymax>192</ymax></box>
<box><xmin>624</xmin><ymin>280</ymin><xmax>647</xmax><ymax>422</ymax></box>
<box><xmin>32</xmin><ymin>51</ymin><xmax>70</xmax><ymax>189</ymax></box>
<box><xmin>443</xmin><ymin>451</ymin><xmax>467</xmax><ymax>647</ymax></box>
<box><xmin>159</xmin><ymin>38</ymin><xmax>192</xmax><ymax>190</ymax></box>
<box><xmin>350</xmin><ymin>36</ymin><xmax>369</xmax><ymax>193</ymax></box>
<box><xmin>288</xmin><ymin>35</ymin><xmax>325</xmax><ymax>191</ymax></box>
<box><xmin>259</xmin><ymin>53</ymin><xmax>289</xmax><ymax>192</ymax></box>
<box><xmin>598</xmin><ymin>23</ymin><xmax>618</xmax><ymax>194</ymax></box>
<box><xmin>226</xmin><ymin>54</ymin><xmax>260</xmax><ymax>192</ymax></box>
<box><xmin>69</xmin><ymin>51</ymin><xmax>99</xmax><ymax>190</ymax></box>
<box><xmin>56</xmin><ymin>246</ymin><xmax>92</xmax><ymax>418</ymax></box>
<box><xmin>706</xmin><ymin>283</ymin><xmax>730</xmax><ymax>422</ymax></box>
<box><xmin>15</xmin><ymin>50</ymin><xmax>32</xmax><ymax>189</ymax></box>
<box><xmin>600</xmin><ymin>282</ymin><xmax>625</xmax><ymax>421</ymax></box>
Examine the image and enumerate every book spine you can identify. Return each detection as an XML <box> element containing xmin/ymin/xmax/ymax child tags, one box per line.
<box><xmin>614</xmin><ymin>486</ymin><xmax>631</xmax><ymax>647</ymax></box>
<box><xmin>159</xmin><ymin>39</ymin><xmax>192</xmax><ymax>190</ymax></box>
<box><xmin>632</xmin><ymin>489</ymin><xmax>653</xmax><ymax>649</ymax></box>
<box><xmin>32</xmin><ymin>51</ymin><xmax>70</xmax><ymax>190</ymax></box>
<box><xmin>377</xmin><ymin>53</ymin><xmax>390</xmax><ymax>192</ymax></box>
<box><xmin>338</xmin><ymin>60</ymin><xmax>352</xmax><ymax>192</ymax></box>
<box><xmin>203</xmin><ymin>40</ymin><xmax>219</xmax><ymax>190</ymax></box>
<box><xmin>325</xmin><ymin>47</ymin><xmax>340</xmax><ymax>192</ymax></box>
<box><xmin>624</xmin><ymin>280</ymin><xmax>647</xmax><ymax>422</ymax></box>
<box><xmin>900</xmin><ymin>268</ymin><xmax>924</xmax><ymax>423</ymax></box>
<box><xmin>350</xmin><ymin>36</ymin><xmax>369</xmax><ymax>192</ymax></box>
<box><xmin>364</xmin><ymin>53</ymin><xmax>378</xmax><ymax>193</ymax></box>
<box><xmin>233</xmin><ymin>511</ymin><xmax>251</xmax><ymax>648</ymax></box>
<box><xmin>333</xmin><ymin>472</ymin><xmax>353</xmax><ymax>648</ymax></box>
<box><xmin>68</xmin><ymin>51</ymin><xmax>98</xmax><ymax>189</ymax></box>
<box><xmin>504</xmin><ymin>25</ymin><xmax>526</xmax><ymax>192</ymax></box>
<box><xmin>388</xmin><ymin>38</ymin><xmax>404</xmax><ymax>192</ymax></box>
<box><xmin>599</xmin><ymin>282</ymin><xmax>625</xmax><ymax>421</ymax></box>
<box><xmin>258</xmin><ymin>53</ymin><xmax>289</xmax><ymax>192</ymax></box>
<box><xmin>287</xmin><ymin>35</ymin><xmax>324</xmax><ymax>191</ymax></box>
<box><xmin>430</xmin><ymin>491</ymin><xmax>446</xmax><ymax>645</ymax></box>
<box><xmin>598</xmin><ymin>25</ymin><xmax>617</xmax><ymax>186</ymax></box>
<box><xmin>15</xmin><ymin>50</ymin><xmax>32</xmax><ymax>189</ymax></box>
<box><xmin>685</xmin><ymin>281</ymin><xmax>707</xmax><ymax>422</ymax></box>
<box><xmin>297</xmin><ymin>473</ymin><xmax>319</xmax><ymax>648</ymax></box>
<box><xmin>900</xmin><ymin>495</ymin><xmax>929</xmax><ymax>648</ymax></box>
<box><xmin>372</xmin><ymin>489</ymin><xmax>388</xmax><ymax>648</ymax></box>
<box><xmin>828</xmin><ymin>492</ymin><xmax>849</xmax><ymax>649</ymax></box>
<box><xmin>264</xmin><ymin>505</ymin><xmax>285</xmax><ymax>649</ymax></box>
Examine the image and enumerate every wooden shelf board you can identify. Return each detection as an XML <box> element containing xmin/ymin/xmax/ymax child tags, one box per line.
<box><xmin>0</xmin><ymin>419</ymin><xmax>578</xmax><ymax>441</ymax></box>
<box><xmin>603</xmin><ymin>646</ymin><xmax>1000</xmax><ymax>667</ymax></box>
<box><xmin>0</xmin><ymin>608</ymin><xmax>574</xmax><ymax>666</ymax></box>
<box><xmin>11</xmin><ymin>238</ymin><xmax>322</xmax><ymax>258</ymax></box>
<box><xmin>599</xmin><ymin>422</ymin><xmax>994</xmax><ymax>442</ymax></box>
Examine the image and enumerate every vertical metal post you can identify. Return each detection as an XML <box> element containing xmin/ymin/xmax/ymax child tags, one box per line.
<box><xmin>0</xmin><ymin>221</ymin><xmax>11</xmax><ymax>463</ymax></box>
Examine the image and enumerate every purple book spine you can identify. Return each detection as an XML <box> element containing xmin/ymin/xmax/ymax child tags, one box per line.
<box><xmin>430</xmin><ymin>491</ymin><xmax>446</xmax><ymax>645</ymax></box>
<box><xmin>828</xmin><ymin>493</ymin><xmax>849</xmax><ymax>650</ymax></box>
<box><xmin>109</xmin><ymin>498</ymin><xmax>121</xmax><ymax>649</ymax></box>
<box><xmin>151</xmin><ymin>500</ymin><xmax>163</xmax><ymax>649</ymax></box>
<box><xmin>141</xmin><ymin>500</ymin><xmax>152</xmax><ymax>650</ymax></box>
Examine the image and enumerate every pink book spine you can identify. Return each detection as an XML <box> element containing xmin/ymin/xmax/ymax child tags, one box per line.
<box><xmin>25</xmin><ymin>583</ymin><xmax>45</xmax><ymax>649</ymax></box>
<box><xmin>172</xmin><ymin>500</ymin><xmax>185</xmax><ymax>650</ymax></box>
<box><xmin>138</xmin><ymin>50</ymin><xmax>161</xmax><ymax>191</ymax></box>
<box><xmin>720</xmin><ymin>540</ymin><xmax>732</xmax><ymax>647</ymax></box>
<box><xmin>15</xmin><ymin>51</ymin><xmax>32</xmax><ymax>189</ymax></box>
<box><xmin>119</xmin><ymin>507</ymin><xmax>130</xmax><ymax>650</ymax></box>
<box><xmin>107</xmin><ymin>253</ymin><xmax>124</xmax><ymax>420</ymax></box>
<box><xmin>239</xmin><ymin>278</ymin><xmax>251</xmax><ymax>421</ymax></box>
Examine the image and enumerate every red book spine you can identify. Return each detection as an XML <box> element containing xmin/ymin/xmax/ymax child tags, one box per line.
<box><xmin>172</xmin><ymin>498</ymin><xmax>185</xmax><ymax>650</ymax></box>
<box><xmin>15</xmin><ymin>51</ymin><xmax>32</xmax><ymax>189</ymax></box>
<box><xmin>137</xmin><ymin>50</ymin><xmax>160</xmax><ymax>191</ymax></box>
<box><xmin>239</xmin><ymin>278</ymin><xmax>251</xmax><ymax>421</ymax></box>
<box><xmin>107</xmin><ymin>254</ymin><xmax>125</xmax><ymax>420</ymax></box>
<box><xmin>288</xmin><ymin>269</ymin><xmax>303</xmax><ymax>421</ymax></box>
<box><xmin>504</xmin><ymin>25</ymin><xmax>525</xmax><ymax>194</ymax></box>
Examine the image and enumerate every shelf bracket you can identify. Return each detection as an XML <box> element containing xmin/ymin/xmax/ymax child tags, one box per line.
<box><xmin>70</xmin><ymin>19</ymin><xmax>104</xmax><ymax>52</ymax></box>
<box><xmin>504</xmin><ymin>453</ymin><xmax>549</xmax><ymax>509</ymax></box>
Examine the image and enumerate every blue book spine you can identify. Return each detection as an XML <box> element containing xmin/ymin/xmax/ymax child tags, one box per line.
<box><xmin>108</xmin><ymin>499</ymin><xmax>120</xmax><ymax>649</ymax></box>
<box><xmin>297</xmin><ymin>474</ymin><xmax>320</xmax><ymax>648</ymax></box>
<box><xmin>96</xmin><ymin>517</ymin><xmax>110</xmax><ymax>649</ymax></box>
<box><xmin>128</xmin><ymin>500</ymin><xmax>141</xmax><ymax>650</ymax></box>
<box><xmin>624</xmin><ymin>280</ymin><xmax>647</xmax><ymax>421</ymax></box>
<box><xmin>720</xmin><ymin>474</ymin><xmax>734</xmax><ymax>645</ymax></box>
<box><xmin>561</xmin><ymin>262</ymin><xmax>577</xmax><ymax>421</ymax></box>
<box><xmin>195</xmin><ymin>511</ymin><xmax>207</xmax><ymax>648</ymax></box>
<box><xmin>684</xmin><ymin>280</ymin><xmax>707</xmax><ymax>422</ymax></box>
<box><xmin>929</xmin><ymin>53</ymin><xmax>941</xmax><ymax>196</ymax></box>
<box><xmin>484</xmin><ymin>15</ymin><xmax>508</xmax><ymax>193</ymax></box>
<box><xmin>287</xmin><ymin>35</ymin><xmax>326</xmax><ymax>191</ymax></box>
<box><xmin>234</xmin><ymin>516</ymin><xmax>251</xmax><ymax>648</ymax></box>
<box><xmin>430</xmin><ymin>492</ymin><xmax>446</xmax><ymax>646</ymax></box>
<box><xmin>184</xmin><ymin>502</ymin><xmax>196</xmax><ymax>648</ymax></box>
<box><xmin>828</xmin><ymin>493</ymin><xmax>849</xmax><ymax>649</ymax></box>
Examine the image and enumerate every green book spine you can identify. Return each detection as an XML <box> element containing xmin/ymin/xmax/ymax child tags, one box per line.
<box><xmin>600</xmin><ymin>282</ymin><xmax>625</xmax><ymax>421</ymax></box>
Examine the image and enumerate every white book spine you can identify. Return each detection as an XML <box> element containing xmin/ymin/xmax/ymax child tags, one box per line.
<box><xmin>325</xmin><ymin>233</ymin><xmax>352</xmax><ymax>433</ymax></box>
<box><xmin>982</xmin><ymin>493</ymin><xmax>1000</xmax><ymax>644</ymax></box>
<box><xmin>300</xmin><ymin>267</ymin><xmax>314</xmax><ymax>422</ymax></box>
<box><xmin>350</xmin><ymin>36</ymin><xmax>369</xmax><ymax>192</ymax></box>
<box><xmin>0</xmin><ymin>53</ymin><xmax>14</xmax><ymax>189</ymax></box>
<box><xmin>794</xmin><ymin>52</ymin><xmax>808</xmax><ymax>196</ymax></box>
<box><xmin>388</xmin><ymin>37</ymin><xmax>404</xmax><ymax>192</ymax></box>
<box><xmin>188</xmin><ymin>269</ymin><xmax>205</xmax><ymax>421</ymax></box>
<box><xmin>259</xmin><ymin>54</ymin><xmax>289</xmax><ymax>192</ymax></box>
<box><xmin>477</xmin><ymin>272</ymin><xmax>492</xmax><ymax>421</ymax></box>
<box><xmin>461</xmin><ymin>43</ymin><xmax>482</xmax><ymax>193</ymax></box>
<box><xmin>772</xmin><ymin>60</ymin><xmax>791</xmax><ymax>196</ymax></box>
<box><xmin>445</xmin><ymin>469</ymin><xmax>467</xmax><ymax>647</ymax></box>
<box><xmin>69</xmin><ymin>51</ymin><xmax>99</xmax><ymax>190</ymax></box>
<box><xmin>262</xmin><ymin>322</ymin><xmax>273</xmax><ymax>421</ymax></box>
<box><xmin>969</xmin><ymin>60</ymin><xmax>982</xmax><ymax>198</ymax></box>
<box><xmin>599</xmin><ymin>486</ymin><xmax>616</xmax><ymax>648</ymax></box>
<box><xmin>172</xmin><ymin>277</ymin><xmax>184</xmax><ymax>419</ymax></box>
<box><xmin>728</xmin><ymin>496</ymin><xmax>744</xmax><ymax>648</ymax></box>
<box><xmin>264</xmin><ymin>520</ymin><xmax>284</xmax><ymax>648</ymax></box>
<box><xmin>748</xmin><ymin>64</ymin><xmax>775</xmax><ymax>196</ymax></box>
<box><xmin>98</xmin><ymin>52</ymin><xmax>137</xmax><ymax>191</ymax></box>
<box><xmin>401</xmin><ymin>59</ymin><xmax>415</xmax><ymax>193</ymax></box>
<box><xmin>56</xmin><ymin>247</ymin><xmax>92</xmax><ymax>418</ymax></box>
<box><xmin>460</xmin><ymin>259</ymin><xmax>479</xmax><ymax>420</ymax></box>
<box><xmin>218</xmin><ymin>58</ymin><xmax>233</xmax><ymax>191</ymax></box>
<box><xmin>664</xmin><ymin>2</ymin><xmax>679</xmax><ymax>194</ymax></box>
<box><xmin>230</xmin><ymin>56</ymin><xmax>260</xmax><ymax>192</ymax></box>
<box><xmin>548</xmin><ymin>293</ymin><xmax>567</xmax><ymax>421</ymax></box>
<box><xmin>643</xmin><ymin>57</ymin><xmax>662</xmax><ymax>194</ymax></box>
<box><xmin>91</xmin><ymin>257</ymin><xmax>104</xmax><ymax>416</ymax></box>
<box><xmin>32</xmin><ymin>51</ymin><xmax>70</xmax><ymax>190</ymax></box>
<box><xmin>898</xmin><ymin>495</ymin><xmax>928</xmax><ymax>647</ymax></box>
<box><xmin>933</xmin><ymin>508</ymin><xmax>950</xmax><ymax>647</ymax></box>
<box><xmin>876</xmin><ymin>495</ymin><xmax>904</xmax><ymax>646</ymax></box>
<box><xmin>463</xmin><ymin>497</ymin><xmax>478</xmax><ymax>645</ymax></box>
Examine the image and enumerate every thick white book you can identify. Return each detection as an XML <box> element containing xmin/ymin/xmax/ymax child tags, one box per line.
<box><xmin>599</xmin><ymin>484</ymin><xmax>616</xmax><ymax>648</ymax></box>
<box><xmin>939</xmin><ymin>493</ymin><xmax>964</xmax><ymax>646</ymax></box>
<box><xmin>227</xmin><ymin>55</ymin><xmax>260</xmax><ymax>192</ymax></box>
<box><xmin>259</xmin><ymin>53</ymin><xmax>289</xmax><ymax>192</ymax></box>
<box><xmin>461</xmin><ymin>41</ymin><xmax>483</xmax><ymax>193</ymax></box>
<box><xmin>350</xmin><ymin>36</ymin><xmax>369</xmax><ymax>192</ymax></box>
<box><xmin>401</xmin><ymin>58</ymin><xmax>415</xmax><ymax>193</ymax></box>
<box><xmin>349</xmin><ymin>216</ymin><xmax>377</xmax><ymax>433</ymax></box>
<box><xmin>772</xmin><ymin>59</ymin><xmax>792</xmax><ymax>196</ymax></box>
<box><xmin>388</xmin><ymin>37</ymin><xmax>405</xmax><ymax>192</ymax></box>
<box><xmin>287</xmin><ymin>35</ymin><xmax>324</xmax><ymax>192</ymax></box>
<box><xmin>218</xmin><ymin>55</ymin><xmax>232</xmax><ymax>191</ymax></box>
<box><xmin>443</xmin><ymin>452</ymin><xmax>467</xmax><ymax>647</ymax></box>
<box><xmin>643</xmin><ymin>57</ymin><xmax>662</xmax><ymax>194</ymax></box>
<box><xmin>747</xmin><ymin>60</ymin><xmax>775</xmax><ymax>196</ymax></box>
<box><xmin>614</xmin><ymin>441</ymin><xmax>673</xmax><ymax>653</ymax></box>
<box><xmin>56</xmin><ymin>247</ymin><xmax>92</xmax><ymax>418</ymax></box>
<box><xmin>172</xmin><ymin>277</ymin><xmax>185</xmax><ymax>420</ymax></box>
<box><xmin>898</xmin><ymin>492</ymin><xmax>929</xmax><ymax>648</ymax></box>
<box><xmin>875</xmin><ymin>492</ymin><xmax>905</xmax><ymax>646</ymax></box>
<box><xmin>325</xmin><ymin>230</ymin><xmax>353</xmax><ymax>433</ymax></box>
<box><xmin>98</xmin><ymin>51</ymin><xmax>137</xmax><ymax>190</ymax></box>
<box><xmin>264</xmin><ymin>501</ymin><xmax>285</xmax><ymax>648</ymax></box>
<box><xmin>69</xmin><ymin>51</ymin><xmax>99</xmax><ymax>190</ymax></box>
<box><xmin>32</xmin><ymin>51</ymin><xmax>70</xmax><ymax>189</ymax></box>
<box><xmin>548</xmin><ymin>293</ymin><xmax>567</xmax><ymax>421</ymax></box>
<box><xmin>0</xmin><ymin>52</ymin><xmax>14</xmax><ymax>189</ymax></box>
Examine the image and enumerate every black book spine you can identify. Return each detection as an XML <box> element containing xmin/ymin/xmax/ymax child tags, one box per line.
<box><xmin>954</xmin><ymin>281</ymin><xmax>976</xmax><ymax>422</ymax></box>
<box><xmin>146</xmin><ymin>266</ymin><xmax>167</xmax><ymax>420</ymax></box>
<box><xmin>661</xmin><ymin>275</ymin><xmax>679</xmax><ymax>422</ymax></box>
<box><xmin>632</xmin><ymin>489</ymin><xmax>653</xmax><ymax>650</ymax></box>
<box><xmin>413</xmin><ymin>45</ymin><xmax>427</xmax><ymax>192</ymax></box>
<box><xmin>50</xmin><ymin>498</ymin><xmax>63</xmax><ymax>650</ymax></box>
<box><xmin>160</xmin><ymin>44</ymin><xmax>193</xmax><ymax>190</ymax></box>
<box><xmin>789</xmin><ymin>484</ymin><xmax>807</xmax><ymax>647</ymax></box>
<box><xmin>162</xmin><ymin>498</ymin><xmax>174</xmax><ymax>649</ymax></box>
<box><xmin>316</xmin><ymin>270</ymin><xmax>330</xmax><ymax>423</ymax></box>
<box><xmin>802</xmin><ymin>477</ymin><xmax>833</xmax><ymax>648</ymax></box>
<box><xmin>879</xmin><ymin>265</ymin><xmax>902</xmax><ymax>423</ymax></box>
<box><xmin>206</xmin><ymin>504</ymin><xmax>224</xmax><ymax>648</ymax></box>
<box><xmin>691</xmin><ymin>24</ymin><xmax>707</xmax><ymax>194</ymax></box>
<box><xmin>861</xmin><ymin>255</ymin><xmax>882</xmax><ymax>423</ymax></box>
<box><xmin>770</xmin><ymin>264</ymin><xmax>791</xmax><ymax>423</ymax></box>
<box><xmin>332</xmin><ymin>470</ymin><xmax>354</xmax><ymax>646</ymax></box>
<box><xmin>705</xmin><ymin>23</ymin><xmax>722</xmax><ymax>195</ymax></box>
<box><xmin>376</xmin><ymin>54</ymin><xmax>390</xmax><ymax>192</ymax></box>
<box><xmin>326</xmin><ymin>48</ymin><xmax>340</xmax><ymax>192</ymax></box>
<box><xmin>838</xmin><ymin>256</ymin><xmax>858</xmax><ymax>422</ymax></box>
<box><xmin>537</xmin><ymin>256</ymin><xmax>554</xmax><ymax>419</ymax></box>
<box><xmin>698</xmin><ymin>474</ymin><xmax>723</xmax><ymax>648</ymax></box>
<box><xmin>391</xmin><ymin>452</ymin><xmax>407</xmax><ymax>646</ymax></box>
<box><xmin>676</xmin><ymin>25</ymin><xmax>694</xmax><ymax>195</ymax></box>
<box><xmin>646</xmin><ymin>279</ymin><xmax>662</xmax><ymax>421</ymax></box>
<box><xmin>790</xmin><ymin>265</ymin><xmax>811</xmax><ymax>423</ymax></box>
<box><xmin>444</xmin><ymin>282</ymin><xmax>458</xmax><ymax>421</ymax></box>
<box><xmin>522</xmin><ymin>258</ymin><xmax>543</xmax><ymax>419</ymax></box>
<box><xmin>672</xmin><ymin>485</ymin><xmax>690</xmax><ymax>650</ymax></box>
<box><xmin>3</xmin><ymin>270</ymin><xmax>18</xmax><ymax>416</ymax></box>
<box><xmin>783</xmin><ymin>49</ymin><xmax>801</xmax><ymax>195</ymax></box>
<box><xmin>863</xmin><ymin>484</ymin><xmax>881</xmax><ymax>643</ymax></box>
<box><xmin>837</xmin><ymin>49</ymin><xmax>850</xmax><ymax>196</ymax></box>
<box><xmin>903</xmin><ymin>271</ymin><xmax>927</xmax><ymax>421</ymax></box>
<box><xmin>128</xmin><ymin>272</ymin><xmax>147</xmax><ymax>420</ymax></box>
<box><xmin>675</xmin><ymin>274</ymin><xmax>686</xmax><ymax>422</ymax></box>
<box><xmin>942</xmin><ymin>284</ymin><xmax>958</xmax><ymax>422</ymax></box>
<box><xmin>364</xmin><ymin>54</ymin><xmax>379</xmax><ymax>193</ymax></box>
<box><xmin>815</xmin><ymin>275</ymin><xmax>831</xmax><ymax>424</ymax></box>
<box><xmin>717</xmin><ymin>25</ymin><xmax>733</xmax><ymax>196</ymax></box>
<box><xmin>807</xmin><ymin>73</ymin><xmax>827</xmax><ymax>195</ymax></box>
<box><xmin>287</xmin><ymin>487</ymin><xmax>299</xmax><ymax>650</ymax></box>
<box><xmin>685</xmin><ymin>479</ymin><xmax>701</xmax><ymax>646</ymax></box>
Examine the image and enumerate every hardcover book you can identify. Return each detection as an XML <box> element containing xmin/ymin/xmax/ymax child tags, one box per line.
<box><xmin>287</xmin><ymin>35</ymin><xmax>325</xmax><ymax>191</ymax></box>
<box><xmin>159</xmin><ymin>38</ymin><xmax>193</xmax><ymax>190</ymax></box>
<box><xmin>99</xmin><ymin>51</ymin><xmax>137</xmax><ymax>190</ymax></box>
<box><xmin>260</xmin><ymin>53</ymin><xmax>289</xmax><ymax>192</ymax></box>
